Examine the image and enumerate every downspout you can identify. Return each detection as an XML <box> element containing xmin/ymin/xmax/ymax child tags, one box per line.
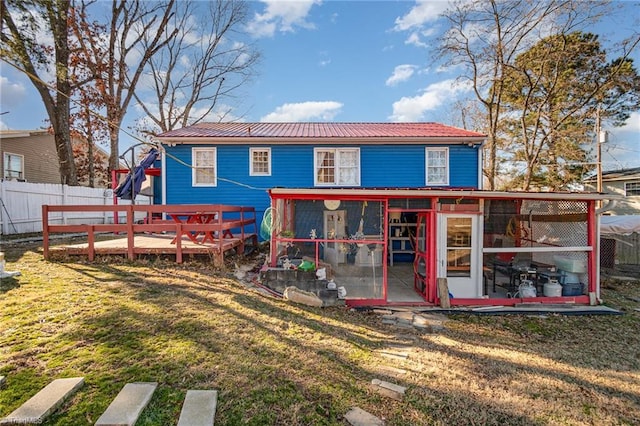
<box><xmin>596</xmin><ymin>199</ymin><xmax>617</xmax><ymax>215</ymax></box>
<box><xmin>591</xmin><ymin>199</ymin><xmax>617</xmax><ymax>304</ymax></box>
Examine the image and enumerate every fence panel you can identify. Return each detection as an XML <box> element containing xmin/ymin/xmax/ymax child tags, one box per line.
<box><xmin>0</xmin><ymin>180</ymin><xmax>148</xmax><ymax>235</ymax></box>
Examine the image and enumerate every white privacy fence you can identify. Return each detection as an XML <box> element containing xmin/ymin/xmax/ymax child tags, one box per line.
<box><xmin>0</xmin><ymin>180</ymin><xmax>150</xmax><ymax>235</ymax></box>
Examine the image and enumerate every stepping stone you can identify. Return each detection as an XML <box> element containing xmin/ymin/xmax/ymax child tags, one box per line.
<box><xmin>0</xmin><ymin>377</ymin><xmax>84</xmax><ymax>425</ymax></box>
<box><xmin>95</xmin><ymin>382</ymin><xmax>157</xmax><ymax>426</ymax></box>
<box><xmin>177</xmin><ymin>390</ymin><xmax>218</xmax><ymax>426</ymax></box>
<box><xmin>344</xmin><ymin>407</ymin><xmax>384</xmax><ymax>426</ymax></box>
<box><xmin>370</xmin><ymin>379</ymin><xmax>406</xmax><ymax>401</ymax></box>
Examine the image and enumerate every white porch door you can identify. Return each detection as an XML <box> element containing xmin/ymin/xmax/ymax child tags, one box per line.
<box><xmin>437</xmin><ymin>214</ymin><xmax>481</xmax><ymax>298</ymax></box>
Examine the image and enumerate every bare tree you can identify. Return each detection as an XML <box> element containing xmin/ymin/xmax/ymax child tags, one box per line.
<box><xmin>436</xmin><ymin>0</ymin><xmax>611</xmax><ymax>190</ymax></box>
<box><xmin>1</xmin><ymin>0</ymin><xmax>77</xmax><ymax>185</ymax></box>
<box><xmin>68</xmin><ymin>5</ymin><xmax>110</xmax><ymax>187</ymax></box>
<box><xmin>75</xmin><ymin>0</ymin><xmax>178</xmax><ymax>172</ymax></box>
<box><xmin>133</xmin><ymin>0</ymin><xmax>259</xmax><ymax>135</ymax></box>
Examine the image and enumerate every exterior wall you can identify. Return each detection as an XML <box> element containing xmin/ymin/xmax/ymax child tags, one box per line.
<box><xmin>163</xmin><ymin>143</ymin><xmax>481</xmax><ymax>219</ymax></box>
<box><xmin>1</xmin><ymin>132</ymin><xmax>61</xmax><ymax>184</ymax></box>
<box><xmin>585</xmin><ymin>179</ymin><xmax>640</xmax><ymax>215</ymax></box>
<box><xmin>0</xmin><ymin>131</ymin><xmax>112</xmax><ymax>187</ymax></box>
<box><xmin>604</xmin><ymin>181</ymin><xmax>640</xmax><ymax>215</ymax></box>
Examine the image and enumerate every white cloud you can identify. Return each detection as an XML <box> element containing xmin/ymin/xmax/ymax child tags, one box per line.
<box><xmin>393</xmin><ymin>0</ymin><xmax>449</xmax><ymax>31</ymax></box>
<box><xmin>386</xmin><ymin>64</ymin><xmax>418</xmax><ymax>86</ymax></box>
<box><xmin>393</xmin><ymin>1</ymin><xmax>449</xmax><ymax>48</ymax></box>
<box><xmin>0</xmin><ymin>77</ymin><xmax>27</xmax><ymax>109</ymax></box>
<box><xmin>389</xmin><ymin>79</ymin><xmax>471</xmax><ymax>122</ymax></box>
<box><xmin>246</xmin><ymin>0</ymin><xmax>322</xmax><ymax>38</ymax></box>
<box><xmin>260</xmin><ymin>101</ymin><xmax>343</xmax><ymax>122</ymax></box>
<box><xmin>619</xmin><ymin>111</ymin><xmax>640</xmax><ymax>132</ymax></box>
<box><xmin>0</xmin><ymin>119</ymin><xmax>8</xmax><ymax>131</ymax></box>
<box><xmin>405</xmin><ymin>32</ymin><xmax>428</xmax><ymax>48</ymax></box>
<box><xmin>602</xmin><ymin>111</ymin><xmax>640</xmax><ymax>168</ymax></box>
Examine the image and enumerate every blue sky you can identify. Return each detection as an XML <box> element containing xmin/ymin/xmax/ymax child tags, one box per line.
<box><xmin>1</xmin><ymin>0</ymin><xmax>639</xmax><ymax>169</ymax></box>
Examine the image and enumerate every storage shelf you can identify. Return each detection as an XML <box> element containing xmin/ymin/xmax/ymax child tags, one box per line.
<box><xmin>388</xmin><ymin>222</ymin><xmax>416</xmax><ymax>266</ymax></box>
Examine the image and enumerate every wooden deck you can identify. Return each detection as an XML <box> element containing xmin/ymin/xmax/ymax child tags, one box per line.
<box><xmin>53</xmin><ymin>233</ymin><xmax>257</xmax><ymax>264</ymax></box>
<box><xmin>42</xmin><ymin>204</ymin><xmax>259</xmax><ymax>265</ymax></box>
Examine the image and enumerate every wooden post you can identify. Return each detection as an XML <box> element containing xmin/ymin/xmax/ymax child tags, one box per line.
<box><xmin>437</xmin><ymin>278</ymin><xmax>450</xmax><ymax>308</ymax></box>
<box><xmin>87</xmin><ymin>225</ymin><xmax>95</xmax><ymax>261</ymax></box>
<box><xmin>42</xmin><ymin>205</ymin><xmax>49</xmax><ymax>259</ymax></box>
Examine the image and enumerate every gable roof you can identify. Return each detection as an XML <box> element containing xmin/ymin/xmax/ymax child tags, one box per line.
<box><xmin>156</xmin><ymin>122</ymin><xmax>486</xmax><ymax>144</ymax></box>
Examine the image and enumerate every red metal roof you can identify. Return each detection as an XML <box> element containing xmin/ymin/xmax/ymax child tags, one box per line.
<box><xmin>156</xmin><ymin>122</ymin><xmax>486</xmax><ymax>140</ymax></box>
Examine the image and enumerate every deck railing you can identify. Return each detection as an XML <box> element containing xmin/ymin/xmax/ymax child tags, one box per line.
<box><xmin>42</xmin><ymin>204</ymin><xmax>257</xmax><ymax>263</ymax></box>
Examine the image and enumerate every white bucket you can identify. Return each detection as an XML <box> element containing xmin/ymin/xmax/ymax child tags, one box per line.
<box><xmin>544</xmin><ymin>280</ymin><xmax>563</xmax><ymax>297</ymax></box>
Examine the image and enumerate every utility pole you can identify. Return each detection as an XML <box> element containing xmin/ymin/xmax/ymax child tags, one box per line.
<box><xmin>596</xmin><ymin>107</ymin><xmax>602</xmax><ymax>195</ymax></box>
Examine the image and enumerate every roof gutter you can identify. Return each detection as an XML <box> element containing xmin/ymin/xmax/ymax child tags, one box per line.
<box><xmin>268</xmin><ymin>187</ymin><xmax>621</xmax><ymax>202</ymax></box>
<box><xmin>154</xmin><ymin>136</ymin><xmax>487</xmax><ymax>146</ymax></box>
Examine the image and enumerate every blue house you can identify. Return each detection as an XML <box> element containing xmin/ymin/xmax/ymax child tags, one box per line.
<box><xmin>156</xmin><ymin>122</ymin><xmax>612</xmax><ymax>308</ymax></box>
<box><xmin>155</xmin><ymin>122</ymin><xmax>485</xmax><ymax>214</ymax></box>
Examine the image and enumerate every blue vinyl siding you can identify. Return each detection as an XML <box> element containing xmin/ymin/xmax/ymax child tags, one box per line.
<box><xmin>448</xmin><ymin>145</ymin><xmax>480</xmax><ymax>188</ymax></box>
<box><xmin>163</xmin><ymin>143</ymin><xmax>480</xmax><ymax>218</ymax></box>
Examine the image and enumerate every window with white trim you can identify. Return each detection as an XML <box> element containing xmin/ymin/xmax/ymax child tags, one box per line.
<box><xmin>425</xmin><ymin>147</ymin><xmax>448</xmax><ymax>186</ymax></box>
<box><xmin>314</xmin><ymin>148</ymin><xmax>360</xmax><ymax>186</ymax></box>
<box><xmin>192</xmin><ymin>147</ymin><xmax>216</xmax><ymax>186</ymax></box>
<box><xmin>625</xmin><ymin>181</ymin><xmax>640</xmax><ymax>196</ymax></box>
<box><xmin>3</xmin><ymin>152</ymin><xmax>24</xmax><ymax>180</ymax></box>
<box><xmin>250</xmin><ymin>147</ymin><xmax>271</xmax><ymax>176</ymax></box>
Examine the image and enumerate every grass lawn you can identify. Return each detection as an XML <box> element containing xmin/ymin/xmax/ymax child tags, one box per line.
<box><xmin>1</xmin><ymin>238</ymin><xmax>640</xmax><ymax>425</ymax></box>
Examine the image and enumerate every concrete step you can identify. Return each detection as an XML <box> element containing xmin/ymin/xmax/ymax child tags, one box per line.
<box><xmin>344</xmin><ymin>407</ymin><xmax>384</xmax><ymax>426</ymax></box>
<box><xmin>95</xmin><ymin>382</ymin><xmax>157</xmax><ymax>426</ymax></box>
<box><xmin>177</xmin><ymin>390</ymin><xmax>218</xmax><ymax>426</ymax></box>
<box><xmin>0</xmin><ymin>377</ymin><xmax>84</xmax><ymax>425</ymax></box>
<box><xmin>370</xmin><ymin>379</ymin><xmax>406</xmax><ymax>401</ymax></box>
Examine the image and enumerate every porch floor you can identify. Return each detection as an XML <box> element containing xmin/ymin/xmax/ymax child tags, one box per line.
<box><xmin>49</xmin><ymin>233</ymin><xmax>254</xmax><ymax>263</ymax></box>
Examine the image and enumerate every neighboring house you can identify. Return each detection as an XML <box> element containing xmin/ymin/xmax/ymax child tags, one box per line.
<box><xmin>156</xmin><ymin>122</ymin><xmax>616</xmax><ymax>308</ymax></box>
<box><xmin>1</xmin><ymin>130</ymin><xmax>60</xmax><ymax>184</ymax></box>
<box><xmin>0</xmin><ymin>129</ymin><xmax>114</xmax><ymax>187</ymax></box>
<box><xmin>583</xmin><ymin>167</ymin><xmax>640</xmax><ymax>215</ymax></box>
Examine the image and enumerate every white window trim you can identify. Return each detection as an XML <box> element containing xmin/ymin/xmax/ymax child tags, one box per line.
<box><xmin>249</xmin><ymin>147</ymin><xmax>271</xmax><ymax>176</ymax></box>
<box><xmin>625</xmin><ymin>181</ymin><xmax>640</xmax><ymax>196</ymax></box>
<box><xmin>425</xmin><ymin>147</ymin><xmax>449</xmax><ymax>186</ymax></box>
<box><xmin>314</xmin><ymin>147</ymin><xmax>361</xmax><ymax>187</ymax></box>
<box><xmin>3</xmin><ymin>152</ymin><xmax>24</xmax><ymax>180</ymax></box>
<box><xmin>192</xmin><ymin>147</ymin><xmax>217</xmax><ymax>187</ymax></box>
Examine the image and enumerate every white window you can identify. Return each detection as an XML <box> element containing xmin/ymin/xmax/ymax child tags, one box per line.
<box><xmin>314</xmin><ymin>148</ymin><xmax>360</xmax><ymax>187</ymax></box>
<box><xmin>626</xmin><ymin>182</ymin><xmax>640</xmax><ymax>196</ymax></box>
<box><xmin>250</xmin><ymin>147</ymin><xmax>271</xmax><ymax>176</ymax></box>
<box><xmin>4</xmin><ymin>152</ymin><xmax>24</xmax><ymax>180</ymax></box>
<box><xmin>425</xmin><ymin>147</ymin><xmax>449</xmax><ymax>186</ymax></box>
<box><xmin>192</xmin><ymin>148</ymin><xmax>216</xmax><ymax>186</ymax></box>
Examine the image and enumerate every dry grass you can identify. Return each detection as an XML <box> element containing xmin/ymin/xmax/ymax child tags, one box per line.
<box><xmin>1</xmin><ymin>238</ymin><xmax>639</xmax><ymax>425</ymax></box>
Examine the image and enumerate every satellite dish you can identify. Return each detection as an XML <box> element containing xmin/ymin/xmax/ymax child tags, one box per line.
<box><xmin>324</xmin><ymin>200</ymin><xmax>340</xmax><ymax>210</ymax></box>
